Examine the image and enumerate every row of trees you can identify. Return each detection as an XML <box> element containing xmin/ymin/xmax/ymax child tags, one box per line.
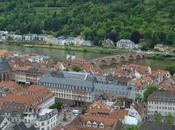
<box><xmin>0</xmin><ymin>0</ymin><xmax>175</xmax><ymax>47</ymax></box>
<box><xmin>153</xmin><ymin>113</ymin><xmax>174</xmax><ymax>125</ymax></box>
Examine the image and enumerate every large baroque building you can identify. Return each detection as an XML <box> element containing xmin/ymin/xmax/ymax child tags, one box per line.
<box><xmin>38</xmin><ymin>71</ymin><xmax>135</xmax><ymax>106</ymax></box>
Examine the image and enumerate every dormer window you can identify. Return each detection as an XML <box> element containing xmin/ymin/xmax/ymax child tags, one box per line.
<box><xmin>99</xmin><ymin>122</ymin><xmax>104</xmax><ymax>128</ymax></box>
<box><xmin>86</xmin><ymin>121</ymin><xmax>91</xmax><ymax>127</ymax></box>
<box><xmin>93</xmin><ymin>121</ymin><xmax>98</xmax><ymax>128</ymax></box>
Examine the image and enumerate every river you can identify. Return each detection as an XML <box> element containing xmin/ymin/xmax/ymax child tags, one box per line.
<box><xmin>0</xmin><ymin>44</ymin><xmax>107</xmax><ymax>62</ymax></box>
<box><xmin>1</xmin><ymin>44</ymin><xmax>175</xmax><ymax>70</ymax></box>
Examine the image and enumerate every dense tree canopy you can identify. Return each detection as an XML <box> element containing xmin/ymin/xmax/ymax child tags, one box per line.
<box><xmin>72</xmin><ymin>65</ymin><xmax>81</xmax><ymax>72</ymax></box>
<box><xmin>0</xmin><ymin>0</ymin><xmax>175</xmax><ymax>46</ymax></box>
<box><xmin>143</xmin><ymin>85</ymin><xmax>158</xmax><ymax>102</ymax></box>
<box><xmin>164</xmin><ymin>113</ymin><xmax>174</xmax><ymax>125</ymax></box>
<box><xmin>153</xmin><ymin>113</ymin><xmax>162</xmax><ymax>124</ymax></box>
<box><xmin>166</xmin><ymin>65</ymin><xmax>175</xmax><ymax>75</ymax></box>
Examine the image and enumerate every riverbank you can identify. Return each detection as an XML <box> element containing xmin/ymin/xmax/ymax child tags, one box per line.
<box><xmin>6</xmin><ymin>41</ymin><xmax>128</xmax><ymax>55</ymax></box>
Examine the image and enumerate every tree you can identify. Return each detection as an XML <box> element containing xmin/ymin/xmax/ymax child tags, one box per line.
<box><xmin>81</xmin><ymin>106</ymin><xmax>88</xmax><ymax>114</ymax></box>
<box><xmin>29</xmin><ymin>22</ymin><xmax>41</xmax><ymax>34</ymax></box>
<box><xmin>128</xmin><ymin>126</ymin><xmax>140</xmax><ymax>130</ymax></box>
<box><xmin>82</xmin><ymin>27</ymin><xmax>94</xmax><ymax>40</ymax></box>
<box><xmin>164</xmin><ymin>113</ymin><xmax>174</xmax><ymax>125</ymax></box>
<box><xmin>143</xmin><ymin>85</ymin><xmax>158</xmax><ymax>102</ymax></box>
<box><xmin>107</xmin><ymin>31</ymin><xmax>118</xmax><ymax>42</ymax></box>
<box><xmin>1</xmin><ymin>0</ymin><xmax>175</xmax><ymax>46</ymax></box>
<box><xmin>153</xmin><ymin>113</ymin><xmax>162</xmax><ymax>124</ymax></box>
<box><xmin>131</xmin><ymin>31</ymin><xmax>143</xmax><ymax>43</ymax></box>
<box><xmin>49</xmin><ymin>102</ymin><xmax>63</xmax><ymax>111</ymax></box>
<box><xmin>72</xmin><ymin>65</ymin><xmax>81</xmax><ymax>72</ymax></box>
<box><xmin>166</xmin><ymin>65</ymin><xmax>175</xmax><ymax>75</ymax></box>
<box><xmin>96</xmin><ymin>28</ymin><xmax>106</xmax><ymax>40</ymax></box>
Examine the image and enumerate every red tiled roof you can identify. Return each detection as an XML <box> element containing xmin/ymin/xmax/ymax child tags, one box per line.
<box><xmin>159</xmin><ymin>77</ymin><xmax>175</xmax><ymax>92</ymax></box>
<box><xmin>81</xmin><ymin>115</ymin><xmax>116</xmax><ymax>126</ymax></box>
<box><xmin>0</xmin><ymin>85</ymin><xmax>53</xmax><ymax>108</ymax></box>
<box><xmin>87</xmin><ymin>100</ymin><xmax>112</xmax><ymax>114</ymax></box>
<box><xmin>150</xmin><ymin>70</ymin><xmax>170</xmax><ymax>80</ymax></box>
<box><xmin>0</xmin><ymin>81</ymin><xmax>21</xmax><ymax>91</ymax></box>
<box><xmin>122</xmin><ymin>64</ymin><xmax>151</xmax><ymax>74</ymax></box>
<box><xmin>14</xmin><ymin>65</ymin><xmax>31</xmax><ymax>72</ymax></box>
<box><xmin>131</xmin><ymin>76</ymin><xmax>153</xmax><ymax>89</ymax></box>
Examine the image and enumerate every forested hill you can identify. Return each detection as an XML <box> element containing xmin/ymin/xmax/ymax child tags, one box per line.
<box><xmin>0</xmin><ymin>0</ymin><xmax>175</xmax><ymax>46</ymax></box>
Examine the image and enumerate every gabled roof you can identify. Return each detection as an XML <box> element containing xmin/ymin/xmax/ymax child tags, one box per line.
<box><xmin>150</xmin><ymin>70</ymin><xmax>170</xmax><ymax>80</ymax></box>
<box><xmin>131</xmin><ymin>76</ymin><xmax>153</xmax><ymax>89</ymax></box>
<box><xmin>13</xmin><ymin>121</ymin><xmax>37</xmax><ymax>130</ymax></box>
<box><xmin>0</xmin><ymin>81</ymin><xmax>21</xmax><ymax>91</ymax></box>
<box><xmin>13</xmin><ymin>122</ymin><xmax>27</xmax><ymax>130</ymax></box>
<box><xmin>159</xmin><ymin>77</ymin><xmax>175</xmax><ymax>92</ymax></box>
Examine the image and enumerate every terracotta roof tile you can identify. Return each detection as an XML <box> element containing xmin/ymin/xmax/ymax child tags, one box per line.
<box><xmin>0</xmin><ymin>85</ymin><xmax>53</xmax><ymax>108</ymax></box>
<box><xmin>131</xmin><ymin>76</ymin><xmax>153</xmax><ymax>89</ymax></box>
<box><xmin>0</xmin><ymin>81</ymin><xmax>21</xmax><ymax>91</ymax></box>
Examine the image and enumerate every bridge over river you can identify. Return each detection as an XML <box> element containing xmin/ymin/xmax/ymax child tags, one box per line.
<box><xmin>90</xmin><ymin>52</ymin><xmax>151</xmax><ymax>66</ymax></box>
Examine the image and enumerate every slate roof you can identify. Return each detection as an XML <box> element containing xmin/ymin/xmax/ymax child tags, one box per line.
<box><xmin>0</xmin><ymin>102</ymin><xmax>26</xmax><ymax>116</ymax></box>
<box><xmin>62</xmin><ymin>71</ymin><xmax>88</xmax><ymax>80</ymax></box>
<box><xmin>0</xmin><ymin>116</ymin><xmax>5</xmax><ymax>124</ymax></box>
<box><xmin>94</xmin><ymin>83</ymin><xmax>133</xmax><ymax>91</ymax></box>
<box><xmin>148</xmin><ymin>91</ymin><xmax>175</xmax><ymax>103</ymax></box>
<box><xmin>13</xmin><ymin>121</ymin><xmax>37</xmax><ymax>130</ymax></box>
<box><xmin>50</xmin><ymin>71</ymin><xmax>89</xmax><ymax>80</ymax></box>
<box><xmin>39</xmin><ymin>75</ymin><xmax>94</xmax><ymax>89</ymax></box>
<box><xmin>47</xmin><ymin>71</ymin><xmax>110</xmax><ymax>83</ymax></box>
<box><xmin>13</xmin><ymin>122</ymin><xmax>27</xmax><ymax>130</ymax></box>
<box><xmin>0</xmin><ymin>57</ymin><xmax>10</xmax><ymax>71</ymax></box>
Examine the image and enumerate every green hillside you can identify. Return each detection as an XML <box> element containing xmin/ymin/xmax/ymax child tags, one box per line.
<box><xmin>0</xmin><ymin>0</ymin><xmax>174</xmax><ymax>46</ymax></box>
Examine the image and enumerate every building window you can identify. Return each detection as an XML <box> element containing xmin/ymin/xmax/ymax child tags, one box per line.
<box><xmin>99</xmin><ymin>123</ymin><xmax>104</xmax><ymax>128</ymax></box>
<box><xmin>87</xmin><ymin>121</ymin><xmax>91</xmax><ymax>127</ymax></box>
<box><xmin>41</xmin><ymin>122</ymin><xmax>44</xmax><ymax>126</ymax></box>
<box><xmin>93</xmin><ymin>122</ymin><xmax>98</xmax><ymax>128</ymax></box>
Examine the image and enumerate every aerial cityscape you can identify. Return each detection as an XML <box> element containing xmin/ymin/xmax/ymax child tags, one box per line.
<box><xmin>0</xmin><ymin>0</ymin><xmax>175</xmax><ymax>130</ymax></box>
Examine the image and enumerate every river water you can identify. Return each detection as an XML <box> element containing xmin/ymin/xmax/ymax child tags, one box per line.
<box><xmin>0</xmin><ymin>44</ymin><xmax>107</xmax><ymax>62</ymax></box>
<box><xmin>1</xmin><ymin>44</ymin><xmax>175</xmax><ymax>70</ymax></box>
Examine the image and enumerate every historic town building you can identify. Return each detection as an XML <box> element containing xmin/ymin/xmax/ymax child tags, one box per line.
<box><xmin>38</xmin><ymin>71</ymin><xmax>135</xmax><ymax>106</ymax></box>
<box><xmin>147</xmin><ymin>91</ymin><xmax>175</xmax><ymax>117</ymax></box>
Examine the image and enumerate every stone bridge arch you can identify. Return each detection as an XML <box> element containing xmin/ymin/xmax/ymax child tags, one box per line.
<box><xmin>128</xmin><ymin>54</ymin><xmax>135</xmax><ymax>60</ymax></box>
<box><xmin>136</xmin><ymin>54</ymin><xmax>142</xmax><ymax>59</ymax></box>
<box><xmin>119</xmin><ymin>55</ymin><xmax>127</xmax><ymax>62</ymax></box>
<box><xmin>100</xmin><ymin>59</ymin><xmax>107</xmax><ymax>65</ymax></box>
<box><xmin>110</xmin><ymin>57</ymin><xmax>118</xmax><ymax>64</ymax></box>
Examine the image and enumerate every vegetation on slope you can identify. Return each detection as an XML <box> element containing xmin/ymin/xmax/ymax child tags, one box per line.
<box><xmin>0</xmin><ymin>0</ymin><xmax>174</xmax><ymax>47</ymax></box>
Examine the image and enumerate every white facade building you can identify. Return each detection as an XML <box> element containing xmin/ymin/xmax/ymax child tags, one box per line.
<box><xmin>147</xmin><ymin>91</ymin><xmax>175</xmax><ymax>117</ymax></box>
<box><xmin>24</xmin><ymin>108</ymin><xmax>58</xmax><ymax>130</ymax></box>
<box><xmin>127</xmin><ymin>105</ymin><xmax>142</xmax><ymax>122</ymax></box>
<box><xmin>36</xmin><ymin>109</ymin><xmax>58</xmax><ymax>130</ymax></box>
<box><xmin>116</xmin><ymin>39</ymin><xmax>138</xmax><ymax>49</ymax></box>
